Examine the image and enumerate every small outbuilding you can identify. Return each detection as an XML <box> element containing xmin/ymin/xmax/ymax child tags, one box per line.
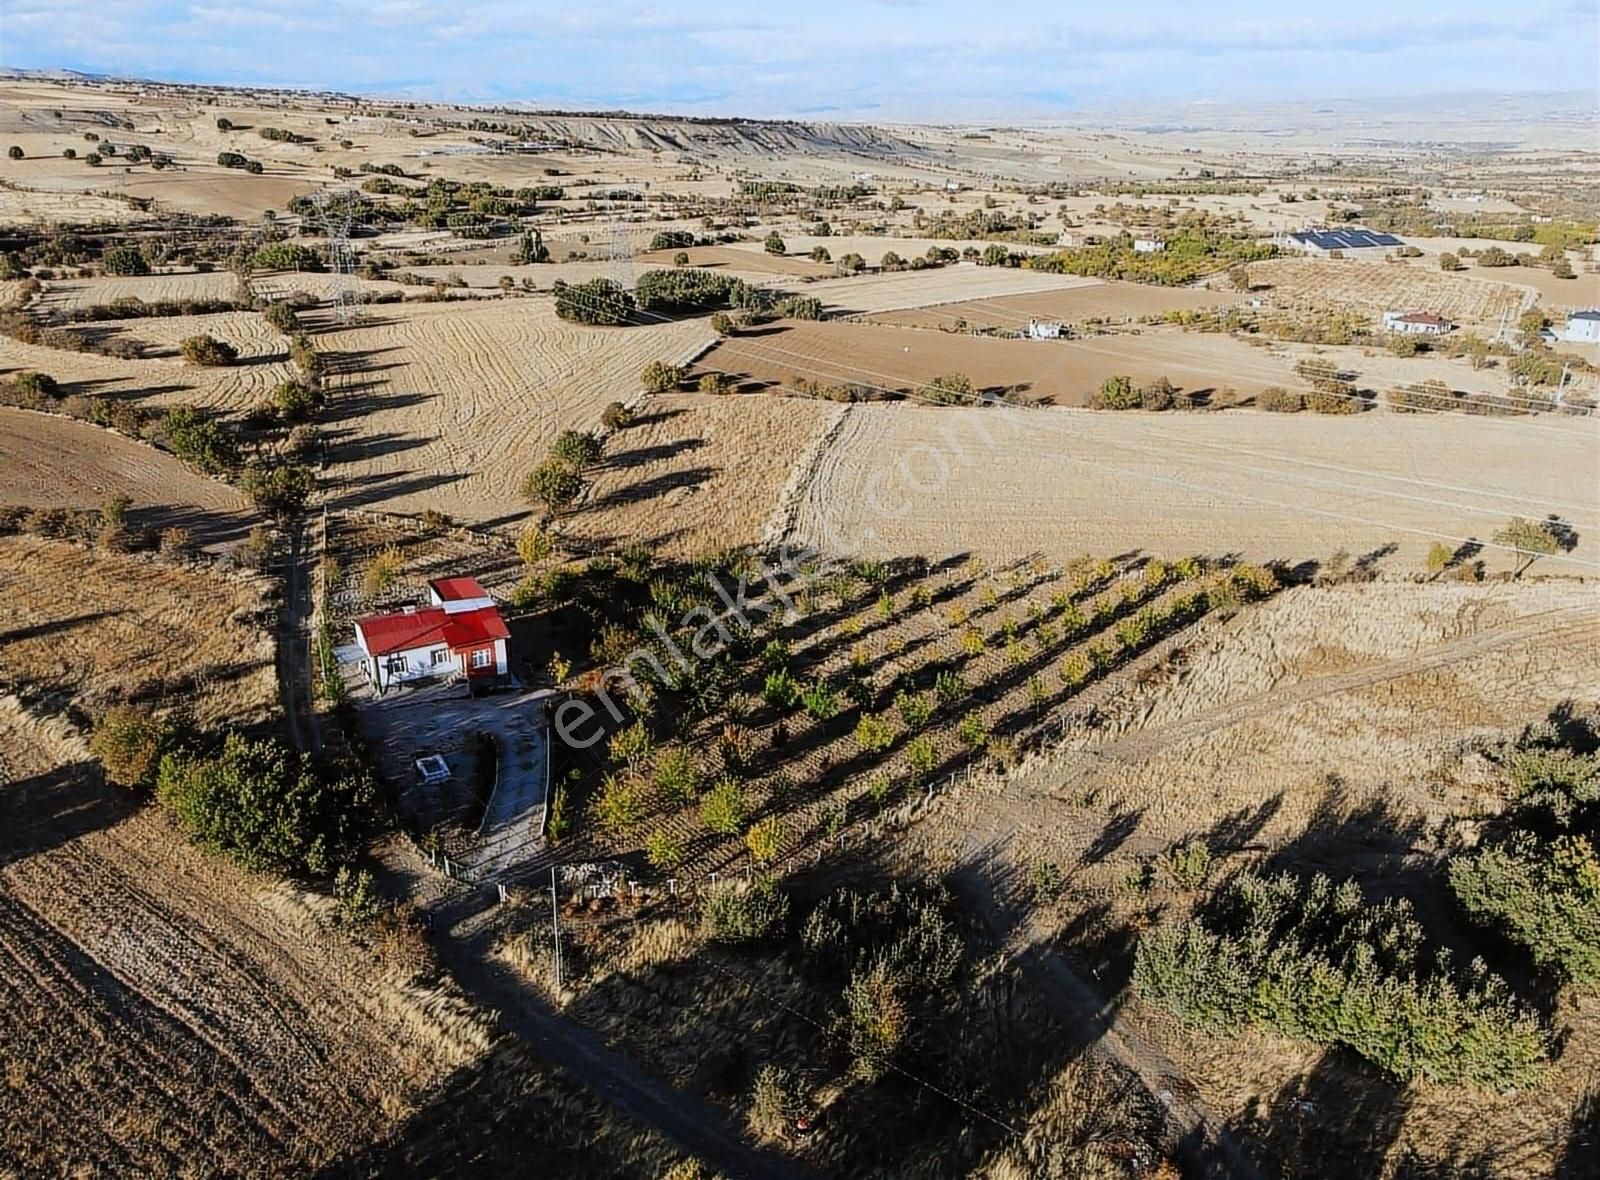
<box><xmin>1558</xmin><ymin>310</ymin><xmax>1600</xmax><ymax>344</ymax></box>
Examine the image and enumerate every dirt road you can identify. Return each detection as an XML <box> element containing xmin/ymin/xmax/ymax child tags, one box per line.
<box><xmin>424</xmin><ymin>886</ymin><xmax>819</xmax><ymax>1180</ymax></box>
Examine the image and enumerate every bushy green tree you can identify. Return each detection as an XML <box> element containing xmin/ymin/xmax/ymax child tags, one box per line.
<box><xmin>553</xmin><ymin>277</ymin><xmax>634</xmax><ymax>325</ymax></box>
<box><xmin>523</xmin><ymin>458</ymin><xmax>583</xmax><ymax>512</ymax></box>
<box><xmin>241</xmin><ymin>460</ymin><xmax>315</xmax><ymax>516</ymax></box>
<box><xmin>700</xmin><ymin>775</ymin><xmax>747</xmax><ymax>834</ymax></box>
<box><xmin>155</xmin><ymin>735</ymin><xmax>374</xmax><ymax>877</ymax></box>
<box><xmin>102</xmin><ymin>244</ymin><xmax>150</xmax><ymax>276</ymax></box>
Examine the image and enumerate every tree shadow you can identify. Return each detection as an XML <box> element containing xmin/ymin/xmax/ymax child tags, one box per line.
<box><xmin>1222</xmin><ymin>1049</ymin><xmax>1412</xmax><ymax>1180</ymax></box>
<box><xmin>0</xmin><ymin>757</ymin><xmax>141</xmax><ymax>869</ymax></box>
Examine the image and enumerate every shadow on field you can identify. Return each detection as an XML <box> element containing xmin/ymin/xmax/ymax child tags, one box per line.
<box><xmin>0</xmin><ymin>759</ymin><xmax>138</xmax><ymax>869</ymax></box>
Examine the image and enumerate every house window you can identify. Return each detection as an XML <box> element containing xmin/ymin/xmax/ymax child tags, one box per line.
<box><xmin>430</xmin><ymin>648</ymin><xmax>451</xmax><ymax>667</ymax></box>
<box><xmin>471</xmin><ymin>649</ymin><xmax>491</xmax><ymax>670</ymax></box>
<box><xmin>385</xmin><ymin>656</ymin><xmax>406</xmax><ymax>675</ymax></box>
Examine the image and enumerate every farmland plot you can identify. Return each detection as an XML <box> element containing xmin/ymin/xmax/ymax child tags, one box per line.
<box><xmin>700</xmin><ymin>319</ymin><xmax>1303</xmax><ymax>403</ymax></box>
<box><xmin>0</xmin><ymin>409</ymin><xmax>255</xmax><ymax>548</ymax></box>
<box><xmin>1247</xmin><ymin>259</ymin><xmax>1529</xmax><ymax>329</ymax></box>
<box><xmin>866</xmin><ymin>281</ymin><xmax>1237</xmax><ymax>330</ymax></box>
<box><xmin>769</xmin><ymin>265</ymin><xmax>1096</xmax><ymax>315</ymax></box>
<box><xmin>0</xmin><ymin>536</ymin><xmax>277</xmax><ymax>725</ymax></box>
<box><xmin>786</xmin><ymin>403</ymin><xmax>1600</xmax><ymax>572</ymax></box>
<box><xmin>564</xmin><ymin>392</ymin><xmax>839</xmax><ymax>559</ymax></box>
<box><xmin>314</xmin><ymin>298</ymin><xmax>712</xmax><ymax>524</ymax></box>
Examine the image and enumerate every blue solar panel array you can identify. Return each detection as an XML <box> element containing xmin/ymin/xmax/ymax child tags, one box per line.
<box><xmin>1290</xmin><ymin>228</ymin><xmax>1404</xmax><ymax>251</ymax></box>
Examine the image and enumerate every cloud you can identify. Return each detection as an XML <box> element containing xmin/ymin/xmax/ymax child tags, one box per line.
<box><xmin>1</xmin><ymin>0</ymin><xmax>1593</xmax><ymax>118</ymax></box>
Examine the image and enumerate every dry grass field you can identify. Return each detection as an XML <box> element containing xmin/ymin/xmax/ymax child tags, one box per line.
<box><xmin>908</xmin><ymin>578</ymin><xmax>1600</xmax><ymax>1179</ymax></box>
<box><xmin>0</xmin><ymin>408</ymin><xmax>256</xmax><ymax>548</ymax></box>
<box><xmin>0</xmin><ymin>535</ymin><xmax>278</xmax><ymax>725</ymax></box>
<box><xmin>785</xmin><ymin>403</ymin><xmax>1600</xmax><ymax>572</ymax></box>
<box><xmin>314</xmin><ymin>298</ymin><xmax>713</xmax><ymax>525</ymax></box>
<box><xmin>564</xmin><ymin>392</ymin><xmax>840</xmax><ymax>559</ymax></box>
<box><xmin>1247</xmin><ymin>258</ymin><xmax>1533</xmax><ymax>329</ymax></box>
<box><xmin>866</xmin><ymin>281</ymin><xmax>1239</xmax><ymax>330</ymax></box>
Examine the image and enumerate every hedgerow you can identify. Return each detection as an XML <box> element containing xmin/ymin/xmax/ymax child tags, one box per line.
<box><xmin>1134</xmin><ymin>870</ymin><xmax>1547</xmax><ymax>1089</ymax></box>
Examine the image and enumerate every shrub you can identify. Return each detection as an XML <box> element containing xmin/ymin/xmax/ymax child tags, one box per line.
<box><xmin>102</xmin><ymin>244</ymin><xmax>150</xmax><ymax>276</ymax></box>
<box><xmin>799</xmin><ymin>677</ymin><xmax>840</xmax><ymax>721</ymax></box>
<box><xmin>923</xmin><ymin>372</ymin><xmax>974</xmax><ymax>405</ymax></box>
<box><xmin>161</xmin><ymin>405</ymin><xmax>238</xmax><ymax>473</ymax></box>
<box><xmin>9</xmin><ymin>370</ymin><xmax>61</xmax><ymax>402</ymax></box>
<box><xmin>749</xmin><ymin>1064</ymin><xmax>803</xmax><ymax>1140</ymax></box>
<box><xmin>701</xmin><ymin>879</ymin><xmax>788</xmax><ymax>943</ymax></box>
<box><xmin>595</xmin><ymin>773</ymin><xmax>647</xmax><ymax>834</ymax></box>
<box><xmin>640</xmin><ymin>360</ymin><xmax>685</xmax><ymax>393</ymax></box>
<box><xmin>250</xmin><ymin>242</ymin><xmax>323</xmax><ymax>271</ymax></box>
<box><xmin>601</xmin><ymin>400</ymin><xmax>633</xmax><ymax>429</ymax></box>
<box><xmin>90</xmin><ymin>706</ymin><xmax>170</xmax><ymax>787</ymax></box>
<box><xmin>155</xmin><ymin>735</ymin><xmax>375</xmax><ymax>877</ymax></box>
<box><xmin>272</xmin><ymin>379</ymin><xmax>318</xmax><ymax>421</ymax></box>
<box><xmin>746</xmin><ymin>817</ymin><xmax>785</xmax><ymax>864</ymax></box>
<box><xmin>241</xmin><ymin>460</ymin><xmax>316</xmax><ymax>516</ymax></box>
<box><xmin>650</xmin><ymin>230</ymin><xmax>696</xmax><ymax>251</ymax></box>
<box><xmin>1133</xmin><ymin>871</ymin><xmax>1548</xmax><ymax>1090</ymax></box>
<box><xmin>263</xmin><ymin>300</ymin><xmax>300</xmax><ymax>333</ymax></box>
<box><xmin>1493</xmin><ymin>516</ymin><xmax>1561</xmax><ymax>578</ymax></box>
<box><xmin>710</xmin><ymin>311</ymin><xmax>735</xmax><ymax>336</ymax></box>
<box><xmin>362</xmin><ymin>546</ymin><xmax>404</xmax><ymax>596</ymax></box>
<box><xmin>854</xmin><ymin>713</ymin><xmax>896</xmax><ymax>754</ymax></box>
<box><xmin>156</xmin><ymin>525</ymin><xmax>195</xmax><ymax>558</ymax></box>
<box><xmin>1451</xmin><ymin>834</ymin><xmax>1600</xmax><ymax>987</ymax></box>
<box><xmin>516</xmin><ymin>523</ymin><xmax>556</xmax><ymax>566</ymax></box>
<box><xmin>894</xmin><ymin>689</ymin><xmax>932</xmax><ymax>731</ymax></box>
<box><xmin>523</xmin><ymin>459</ymin><xmax>583</xmax><ymax>513</ymax></box>
<box><xmin>763</xmin><ymin>231</ymin><xmax>786</xmax><ymax>255</ymax></box>
<box><xmin>654</xmin><ymin>747</ymin><xmax>701</xmax><ymax>804</ymax></box>
<box><xmin>697</xmin><ymin>372</ymin><xmax>735</xmax><ymax>395</ymax></box>
<box><xmin>1090</xmin><ymin>374</ymin><xmax>1140</xmax><ymax>410</ymax></box>
<box><xmin>646</xmin><ymin>828</ymin><xmax>685</xmax><ymax>871</ymax></box>
<box><xmin>551</xmin><ymin>429</ymin><xmax>602</xmax><ymax>469</ymax></box>
<box><xmin>179</xmin><ymin>334</ymin><xmax>238</xmax><ymax>366</ymax></box>
<box><xmin>1257</xmin><ymin>385</ymin><xmax>1304</xmax><ymax>412</ymax></box>
<box><xmin>1139</xmin><ymin>377</ymin><xmax>1177</xmax><ymax>411</ymax></box>
<box><xmin>700</xmin><ymin>776</ymin><xmax>747</xmax><ymax>834</ymax></box>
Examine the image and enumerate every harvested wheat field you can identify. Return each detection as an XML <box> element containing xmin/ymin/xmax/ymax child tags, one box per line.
<box><xmin>866</xmin><ymin>280</ymin><xmax>1239</xmax><ymax>330</ymax></box>
<box><xmin>770</xmin><ymin>265</ymin><xmax>1095</xmax><ymax>315</ymax></box>
<box><xmin>0</xmin><ymin>535</ymin><xmax>277</xmax><ymax>725</ymax></box>
<box><xmin>785</xmin><ymin>403</ymin><xmax>1600</xmax><ymax>572</ymax></box>
<box><xmin>562</xmin><ymin>392</ymin><xmax>840</xmax><ymax>558</ymax></box>
<box><xmin>636</xmin><ymin>244</ymin><xmax>835</xmax><ymax>278</ymax></box>
<box><xmin>35</xmin><ymin>269</ymin><xmax>241</xmax><ymax>313</ymax></box>
<box><xmin>1249</xmin><ymin>258</ymin><xmax>1532</xmax><ymax>329</ymax></box>
<box><xmin>2</xmin><ymin>326</ymin><xmax>299</xmax><ymax>417</ymax></box>
<box><xmin>0</xmin><ymin>409</ymin><xmax>255</xmax><ymax>547</ymax></box>
<box><xmin>0</xmin><ymin>693</ymin><xmax>492</xmax><ymax>1178</ymax></box>
<box><xmin>313</xmin><ymin>298</ymin><xmax>712</xmax><ymax>524</ymax></box>
<box><xmin>701</xmin><ymin>319</ymin><xmax>1306</xmax><ymax>403</ymax></box>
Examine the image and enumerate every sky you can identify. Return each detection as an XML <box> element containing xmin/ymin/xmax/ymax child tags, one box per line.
<box><xmin>3</xmin><ymin>0</ymin><xmax>1597</xmax><ymax>120</ymax></box>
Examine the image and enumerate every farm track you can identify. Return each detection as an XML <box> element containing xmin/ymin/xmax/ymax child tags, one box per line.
<box><xmin>1038</xmin><ymin>605</ymin><xmax>1600</xmax><ymax>787</ymax></box>
<box><xmin>948</xmin><ymin>853</ymin><xmax>1266</xmax><ymax>1180</ymax></box>
<box><xmin>423</xmin><ymin>886</ymin><xmax>822</xmax><ymax>1180</ymax></box>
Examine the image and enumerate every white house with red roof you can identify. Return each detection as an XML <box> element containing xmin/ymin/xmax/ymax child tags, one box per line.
<box><xmin>354</xmin><ymin>577</ymin><xmax>511</xmax><ymax>693</ymax></box>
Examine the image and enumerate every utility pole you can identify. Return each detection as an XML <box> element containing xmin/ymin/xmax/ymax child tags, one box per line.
<box><xmin>550</xmin><ymin>865</ymin><xmax>563</xmax><ymax>991</ymax></box>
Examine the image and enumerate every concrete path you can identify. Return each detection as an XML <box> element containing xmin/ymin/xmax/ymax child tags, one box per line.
<box><xmin>468</xmin><ymin>691</ymin><xmax>551</xmax><ymax>880</ymax></box>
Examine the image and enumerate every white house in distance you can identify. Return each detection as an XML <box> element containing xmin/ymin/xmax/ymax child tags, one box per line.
<box><xmin>1383</xmin><ymin>310</ymin><xmax>1453</xmax><ymax>336</ymax></box>
<box><xmin>1025</xmin><ymin>319</ymin><xmax>1064</xmax><ymax>339</ymax></box>
<box><xmin>354</xmin><ymin>577</ymin><xmax>511</xmax><ymax>694</ymax></box>
<box><xmin>1133</xmin><ymin>237</ymin><xmax>1166</xmax><ymax>253</ymax></box>
<box><xmin>1558</xmin><ymin>310</ymin><xmax>1600</xmax><ymax>344</ymax></box>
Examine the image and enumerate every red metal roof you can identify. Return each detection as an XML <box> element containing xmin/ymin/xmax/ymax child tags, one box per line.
<box><xmin>356</xmin><ymin>604</ymin><xmax>508</xmax><ymax>656</ymax></box>
<box><xmin>429</xmin><ymin>576</ymin><xmax>491</xmax><ymax>602</ymax></box>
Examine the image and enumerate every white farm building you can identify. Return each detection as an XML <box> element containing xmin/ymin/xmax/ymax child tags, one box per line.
<box><xmin>1383</xmin><ymin>311</ymin><xmax>1452</xmax><ymax>336</ymax></box>
<box><xmin>1558</xmin><ymin>310</ymin><xmax>1600</xmax><ymax>344</ymax></box>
